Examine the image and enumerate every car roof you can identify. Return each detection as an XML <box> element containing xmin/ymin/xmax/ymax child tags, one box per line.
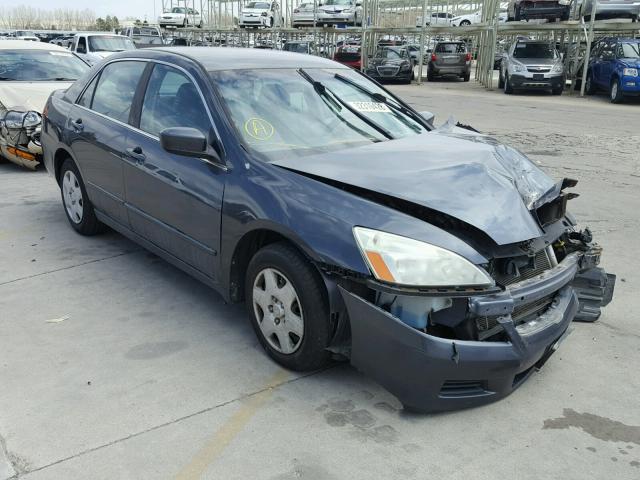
<box><xmin>142</xmin><ymin>47</ymin><xmax>345</xmax><ymax>70</ymax></box>
<box><xmin>0</xmin><ymin>40</ymin><xmax>71</xmax><ymax>51</ymax></box>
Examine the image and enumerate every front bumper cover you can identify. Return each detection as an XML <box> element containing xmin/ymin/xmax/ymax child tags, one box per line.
<box><xmin>339</xmin><ymin>252</ymin><xmax>615</xmax><ymax>412</ymax></box>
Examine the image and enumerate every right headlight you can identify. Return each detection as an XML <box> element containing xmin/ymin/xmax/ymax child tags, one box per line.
<box><xmin>623</xmin><ymin>68</ymin><xmax>638</xmax><ymax>77</ymax></box>
<box><xmin>509</xmin><ymin>61</ymin><xmax>525</xmax><ymax>73</ymax></box>
<box><xmin>353</xmin><ymin>227</ymin><xmax>494</xmax><ymax>288</ymax></box>
<box><xmin>551</xmin><ymin>62</ymin><xmax>564</xmax><ymax>73</ymax></box>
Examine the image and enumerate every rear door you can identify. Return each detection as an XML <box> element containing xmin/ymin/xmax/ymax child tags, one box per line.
<box><xmin>68</xmin><ymin>60</ymin><xmax>147</xmax><ymax>225</ymax></box>
<box><xmin>123</xmin><ymin>62</ymin><xmax>225</xmax><ymax>279</ymax></box>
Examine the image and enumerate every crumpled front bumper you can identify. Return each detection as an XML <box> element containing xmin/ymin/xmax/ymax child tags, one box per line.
<box><xmin>0</xmin><ymin>126</ymin><xmax>42</xmax><ymax>170</ymax></box>
<box><xmin>339</xmin><ymin>252</ymin><xmax>615</xmax><ymax>412</ymax></box>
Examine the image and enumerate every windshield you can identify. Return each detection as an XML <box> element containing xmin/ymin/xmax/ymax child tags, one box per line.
<box><xmin>376</xmin><ymin>49</ymin><xmax>402</xmax><ymax>59</ymax></box>
<box><xmin>171</xmin><ymin>7</ymin><xmax>186</xmax><ymax>13</ymax></box>
<box><xmin>285</xmin><ymin>43</ymin><xmax>310</xmax><ymax>53</ymax></box>
<box><xmin>16</xmin><ymin>31</ymin><xmax>36</xmax><ymax>37</ymax></box>
<box><xmin>211</xmin><ymin>68</ymin><xmax>427</xmax><ymax>162</ymax></box>
<box><xmin>619</xmin><ymin>42</ymin><xmax>640</xmax><ymax>58</ymax></box>
<box><xmin>89</xmin><ymin>36</ymin><xmax>135</xmax><ymax>52</ymax></box>
<box><xmin>0</xmin><ymin>49</ymin><xmax>88</xmax><ymax>81</ymax></box>
<box><xmin>513</xmin><ymin>43</ymin><xmax>556</xmax><ymax>59</ymax></box>
<box><xmin>246</xmin><ymin>2</ymin><xmax>271</xmax><ymax>8</ymax></box>
<box><xmin>324</xmin><ymin>0</ymin><xmax>353</xmax><ymax>5</ymax></box>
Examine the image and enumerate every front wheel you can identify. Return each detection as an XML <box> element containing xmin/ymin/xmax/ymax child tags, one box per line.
<box><xmin>460</xmin><ymin>20</ymin><xmax>471</xmax><ymax>26</ymax></box>
<box><xmin>552</xmin><ymin>85</ymin><xmax>563</xmax><ymax>95</ymax></box>
<box><xmin>610</xmin><ymin>77</ymin><xmax>624</xmax><ymax>103</ymax></box>
<box><xmin>498</xmin><ymin>69</ymin><xmax>505</xmax><ymax>88</ymax></box>
<box><xmin>504</xmin><ymin>73</ymin><xmax>513</xmax><ymax>94</ymax></box>
<box><xmin>59</xmin><ymin>159</ymin><xmax>104</xmax><ymax>235</ymax></box>
<box><xmin>585</xmin><ymin>71</ymin><xmax>596</xmax><ymax>95</ymax></box>
<box><xmin>245</xmin><ymin>242</ymin><xmax>331</xmax><ymax>371</ymax></box>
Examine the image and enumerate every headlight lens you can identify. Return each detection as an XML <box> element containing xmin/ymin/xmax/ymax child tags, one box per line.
<box><xmin>509</xmin><ymin>62</ymin><xmax>525</xmax><ymax>73</ymax></box>
<box><xmin>353</xmin><ymin>227</ymin><xmax>494</xmax><ymax>287</ymax></box>
<box><xmin>551</xmin><ymin>62</ymin><xmax>564</xmax><ymax>73</ymax></box>
<box><xmin>3</xmin><ymin>110</ymin><xmax>41</xmax><ymax>129</ymax></box>
<box><xmin>623</xmin><ymin>68</ymin><xmax>638</xmax><ymax>77</ymax></box>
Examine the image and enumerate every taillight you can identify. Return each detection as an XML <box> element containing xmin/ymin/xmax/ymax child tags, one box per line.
<box><xmin>465</xmin><ymin>53</ymin><xmax>472</xmax><ymax>61</ymax></box>
<box><xmin>431</xmin><ymin>53</ymin><xmax>437</xmax><ymax>61</ymax></box>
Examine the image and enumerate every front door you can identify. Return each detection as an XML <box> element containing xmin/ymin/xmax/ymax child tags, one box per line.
<box><xmin>123</xmin><ymin>63</ymin><xmax>225</xmax><ymax>280</ymax></box>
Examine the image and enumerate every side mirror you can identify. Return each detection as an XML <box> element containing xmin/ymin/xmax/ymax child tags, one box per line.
<box><xmin>160</xmin><ymin>127</ymin><xmax>221</xmax><ymax>164</ymax></box>
<box><xmin>419</xmin><ymin>110</ymin><xmax>435</xmax><ymax>124</ymax></box>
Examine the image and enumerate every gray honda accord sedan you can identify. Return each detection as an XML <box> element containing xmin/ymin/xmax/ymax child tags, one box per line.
<box><xmin>41</xmin><ymin>48</ymin><xmax>615</xmax><ymax>412</ymax></box>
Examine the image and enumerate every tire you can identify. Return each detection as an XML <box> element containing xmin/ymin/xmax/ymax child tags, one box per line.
<box><xmin>515</xmin><ymin>5</ymin><xmax>521</xmax><ymax>21</ymax></box>
<box><xmin>463</xmin><ymin>72</ymin><xmax>470</xmax><ymax>82</ymax></box>
<box><xmin>498</xmin><ymin>69</ymin><xmax>505</xmax><ymax>88</ymax></box>
<box><xmin>584</xmin><ymin>71</ymin><xmax>596</xmax><ymax>95</ymax></box>
<box><xmin>610</xmin><ymin>77</ymin><xmax>624</xmax><ymax>103</ymax></box>
<box><xmin>427</xmin><ymin>66</ymin><xmax>434</xmax><ymax>81</ymax></box>
<box><xmin>460</xmin><ymin>20</ymin><xmax>471</xmax><ymax>26</ymax></box>
<box><xmin>245</xmin><ymin>242</ymin><xmax>331</xmax><ymax>371</ymax></box>
<box><xmin>59</xmin><ymin>158</ymin><xmax>105</xmax><ymax>235</ymax></box>
<box><xmin>552</xmin><ymin>85</ymin><xmax>563</xmax><ymax>95</ymax></box>
<box><xmin>183</xmin><ymin>19</ymin><xmax>188</xmax><ymax>28</ymax></box>
<box><xmin>504</xmin><ymin>73</ymin><xmax>513</xmax><ymax>94</ymax></box>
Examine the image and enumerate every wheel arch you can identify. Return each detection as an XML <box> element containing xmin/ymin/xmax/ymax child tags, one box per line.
<box><xmin>227</xmin><ymin>226</ymin><xmax>323</xmax><ymax>304</ymax></box>
<box><xmin>53</xmin><ymin>147</ymin><xmax>77</xmax><ymax>185</ymax></box>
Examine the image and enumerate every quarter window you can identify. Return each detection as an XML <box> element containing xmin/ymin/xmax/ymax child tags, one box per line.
<box><xmin>91</xmin><ymin>61</ymin><xmax>146</xmax><ymax>123</ymax></box>
<box><xmin>139</xmin><ymin>64</ymin><xmax>210</xmax><ymax>138</ymax></box>
<box><xmin>77</xmin><ymin>74</ymin><xmax>99</xmax><ymax>108</ymax></box>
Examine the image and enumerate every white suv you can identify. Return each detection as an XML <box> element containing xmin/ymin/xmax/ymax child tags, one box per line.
<box><xmin>317</xmin><ymin>0</ymin><xmax>363</xmax><ymax>26</ymax></box>
<box><xmin>158</xmin><ymin>7</ymin><xmax>203</xmax><ymax>28</ymax></box>
<box><xmin>239</xmin><ymin>1</ymin><xmax>283</xmax><ymax>28</ymax></box>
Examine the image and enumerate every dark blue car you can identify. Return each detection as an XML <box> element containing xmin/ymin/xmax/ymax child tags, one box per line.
<box><xmin>585</xmin><ymin>37</ymin><xmax>640</xmax><ymax>103</ymax></box>
<box><xmin>41</xmin><ymin>48</ymin><xmax>615</xmax><ymax>412</ymax></box>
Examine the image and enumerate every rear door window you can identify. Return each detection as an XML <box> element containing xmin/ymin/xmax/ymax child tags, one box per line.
<box><xmin>91</xmin><ymin>61</ymin><xmax>146</xmax><ymax>123</ymax></box>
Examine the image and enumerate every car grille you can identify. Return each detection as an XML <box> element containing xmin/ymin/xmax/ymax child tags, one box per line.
<box><xmin>439</xmin><ymin>380</ymin><xmax>490</xmax><ymax>398</ymax></box>
<box><xmin>493</xmin><ymin>249</ymin><xmax>553</xmax><ymax>287</ymax></box>
<box><xmin>527</xmin><ymin>67</ymin><xmax>551</xmax><ymax>73</ymax></box>
<box><xmin>377</xmin><ymin>66</ymin><xmax>399</xmax><ymax>76</ymax></box>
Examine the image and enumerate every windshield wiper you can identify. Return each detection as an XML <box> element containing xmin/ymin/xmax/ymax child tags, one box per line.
<box><xmin>334</xmin><ymin>73</ymin><xmax>431</xmax><ymax>131</ymax></box>
<box><xmin>298</xmin><ymin>68</ymin><xmax>394</xmax><ymax>140</ymax></box>
<box><xmin>43</xmin><ymin>77</ymin><xmax>77</xmax><ymax>81</ymax></box>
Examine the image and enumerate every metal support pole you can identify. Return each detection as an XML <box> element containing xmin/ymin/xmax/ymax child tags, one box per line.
<box><xmin>580</xmin><ymin>0</ymin><xmax>598</xmax><ymax>96</ymax></box>
<box><xmin>417</xmin><ymin>0</ymin><xmax>428</xmax><ymax>85</ymax></box>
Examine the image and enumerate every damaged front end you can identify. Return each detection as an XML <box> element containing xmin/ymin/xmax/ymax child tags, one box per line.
<box><xmin>336</xmin><ymin>226</ymin><xmax>614</xmax><ymax>412</ymax></box>
<box><xmin>0</xmin><ymin>107</ymin><xmax>43</xmax><ymax>169</ymax></box>
<box><xmin>327</xmin><ymin>171</ymin><xmax>615</xmax><ymax>412</ymax></box>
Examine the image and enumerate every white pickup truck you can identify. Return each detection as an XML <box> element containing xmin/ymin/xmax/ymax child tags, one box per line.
<box><xmin>69</xmin><ymin>33</ymin><xmax>135</xmax><ymax>66</ymax></box>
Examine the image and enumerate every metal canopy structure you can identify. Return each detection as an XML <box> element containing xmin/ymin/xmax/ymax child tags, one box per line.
<box><xmin>159</xmin><ymin>0</ymin><xmax>640</xmax><ymax>93</ymax></box>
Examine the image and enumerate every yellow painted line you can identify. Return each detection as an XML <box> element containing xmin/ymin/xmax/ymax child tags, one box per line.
<box><xmin>174</xmin><ymin>369</ymin><xmax>290</xmax><ymax>480</ymax></box>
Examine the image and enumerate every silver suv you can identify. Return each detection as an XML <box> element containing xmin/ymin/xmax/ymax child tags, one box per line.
<box><xmin>499</xmin><ymin>40</ymin><xmax>565</xmax><ymax>95</ymax></box>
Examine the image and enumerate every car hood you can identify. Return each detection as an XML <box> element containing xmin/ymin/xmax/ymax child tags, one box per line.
<box><xmin>370</xmin><ymin>58</ymin><xmax>405</xmax><ymax>66</ymax></box>
<box><xmin>0</xmin><ymin>81</ymin><xmax>72</xmax><ymax>113</ymax></box>
<box><xmin>620</xmin><ymin>58</ymin><xmax>640</xmax><ymax>68</ymax></box>
<box><xmin>272</xmin><ymin>128</ymin><xmax>556</xmax><ymax>246</ymax></box>
<box><xmin>320</xmin><ymin>5</ymin><xmax>352</xmax><ymax>11</ymax></box>
<box><xmin>513</xmin><ymin>57</ymin><xmax>558</xmax><ymax>66</ymax></box>
<box><xmin>242</xmin><ymin>8</ymin><xmax>269</xmax><ymax>13</ymax></box>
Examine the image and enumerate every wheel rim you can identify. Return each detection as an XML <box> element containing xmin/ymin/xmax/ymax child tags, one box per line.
<box><xmin>611</xmin><ymin>81</ymin><xmax>618</xmax><ymax>100</ymax></box>
<box><xmin>252</xmin><ymin>267</ymin><xmax>304</xmax><ymax>354</ymax></box>
<box><xmin>62</xmin><ymin>170</ymin><xmax>83</xmax><ymax>224</ymax></box>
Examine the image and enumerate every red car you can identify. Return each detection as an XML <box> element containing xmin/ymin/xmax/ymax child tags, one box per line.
<box><xmin>334</xmin><ymin>44</ymin><xmax>362</xmax><ymax>69</ymax></box>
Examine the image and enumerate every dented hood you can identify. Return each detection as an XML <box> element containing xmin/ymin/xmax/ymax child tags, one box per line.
<box><xmin>273</xmin><ymin>130</ymin><xmax>556</xmax><ymax>245</ymax></box>
<box><xmin>0</xmin><ymin>81</ymin><xmax>72</xmax><ymax>113</ymax></box>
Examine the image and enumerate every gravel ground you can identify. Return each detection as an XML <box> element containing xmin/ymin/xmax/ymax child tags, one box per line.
<box><xmin>1</xmin><ymin>75</ymin><xmax>639</xmax><ymax>480</ymax></box>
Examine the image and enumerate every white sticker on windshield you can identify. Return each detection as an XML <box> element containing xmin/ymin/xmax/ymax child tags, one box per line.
<box><xmin>348</xmin><ymin>101</ymin><xmax>391</xmax><ymax>113</ymax></box>
<box><xmin>49</xmin><ymin>52</ymin><xmax>73</xmax><ymax>56</ymax></box>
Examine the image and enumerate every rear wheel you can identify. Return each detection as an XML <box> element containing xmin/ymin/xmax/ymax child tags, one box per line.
<box><xmin>183</xmin><ymin>19</ymin><xmax>188</xmax><ymax>27</ymax></box>
<box><xmin>463</xmin><ymin>72</ymin><xmax>470</xmax><ymax>82</ymax></box>
<box><xmin>498</xmin><ymin>68</ymin><xmax>505</xmax><ymax>88</ymax></box>
<box><xmin>245</xmin><ymin>242</ymin><xmax>331</xmax><ymax>371</ymax></box>
<box><xmin>460</xmin><ymin>20</ymin><xmax>471</xmax><ymax>26</ymax></box>
<box><xmin>427</xmin><ymin>66</ymin><xmax>435</xmax><ymax>81</ymax></box>
<box><xmin>514</xmin><ymin>5</ymin><xmax>521</xmax><ymax>21</ymax></box>
<box><xmin>610</xmin><ymin>77</ymin><xmax>624</xmax><ymax>103</ymax></box>
<box><xmin>59</xmin><ymin>158</ymin><xmax>104</xmax><ymax>235</ymax></box>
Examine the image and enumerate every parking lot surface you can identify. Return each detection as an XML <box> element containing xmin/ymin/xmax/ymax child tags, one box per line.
<box><xmin>1</xmin><ymin>77</ymin><xmax>639</xmax><ymax>480</ymax></box>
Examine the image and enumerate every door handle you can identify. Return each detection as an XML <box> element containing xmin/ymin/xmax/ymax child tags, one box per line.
<box><xmin>125</xmin><ymin>146</ymin><xmax>146</xmax><ymax>164</ymax></box>
<box><xmin>70</xmin><ymin>118</ymin><xmax>83</xmax><ymax>132</ymax></box>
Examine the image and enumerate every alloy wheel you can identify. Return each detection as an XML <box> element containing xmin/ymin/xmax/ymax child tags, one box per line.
<box><xmin>62</xmin><ymin>170</ymin><xmax>83</xmax><ymax>224</ymax></box>
<box><xmin>252</xmin><ymin>267</ymin><xmax>304</xmax><ymax>354</ymax></box>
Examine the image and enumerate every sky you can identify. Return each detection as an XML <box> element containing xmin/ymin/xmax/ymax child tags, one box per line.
<box><xmin>1</xmin><ymin>0</ymin><xmax>164</xmax><ymax>21</ymax></box>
